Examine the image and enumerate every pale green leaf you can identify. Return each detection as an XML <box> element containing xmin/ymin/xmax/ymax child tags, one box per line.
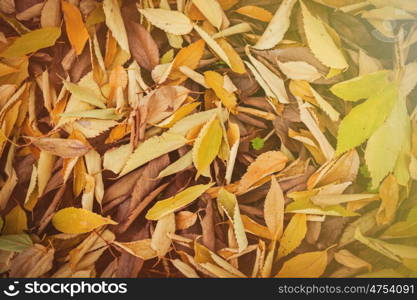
<box><xmin>330</xmin><ymin>71</ymin><xmax>390</xmax><ymax>102</ymax></box>
<box><xmin>365</xmin><ymin>97</ymin><xmax>410</xmax><ymax>188</ymax></box>
<box><xmin>336</xmin><ymin>82</ymin><xmax>398</xmax><ymax>155</ymax></box>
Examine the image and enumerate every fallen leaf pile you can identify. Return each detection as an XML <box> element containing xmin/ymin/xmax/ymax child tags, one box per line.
<box><xmin>0</xmin><ymin>0</ymin><xmax>416</xmax><ymax>278</ymax></box>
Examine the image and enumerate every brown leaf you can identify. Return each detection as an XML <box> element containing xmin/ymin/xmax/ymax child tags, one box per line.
<box><xmin>10</xmin><ymin>244</ymin><xmax>54</xmax><ymax>277</ymax></box>
<box><xmin>124</xmin><ymin>19</ymin><xmax>159</xmax><ymax>71</ymax></box>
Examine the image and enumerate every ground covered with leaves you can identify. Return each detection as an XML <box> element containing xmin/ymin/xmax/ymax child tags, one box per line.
<box><xmin>0</xmin><ymin>0</ymin><xmax>416</xmax><ymax>278</ymax></box>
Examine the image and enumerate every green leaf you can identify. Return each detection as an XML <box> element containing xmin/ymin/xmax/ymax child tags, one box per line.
<box><xmin>251</xmin><ymin>137</ymin><xmax>265</xmax><ymax>150</ymax></box>
<box><xmin>0</xmin><ymin>27</ymin><xmax>61</xmax><ymax>58</ymax></box>
<box><xmin>0</xmin><ymin>234</ymin><xmax>33</xmax><ymax>252</ymax></box>
<box><xmin>330</xmin><ymin>71</ymin><xmax>390</xmax><ymax>102</ymax></box>
<box><xmin>336</xmin><ymin>82</ymin><xmax>397</xmax><ymax>155</ymax></box>
<box><xmin>365</xmin><ymin>96</ymin><xmax>410</xmax><ymax>188</ymax></box>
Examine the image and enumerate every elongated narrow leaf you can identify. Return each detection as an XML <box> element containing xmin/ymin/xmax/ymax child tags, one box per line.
<box><xmin>146</xmin><ymin>183</ymin><xmax>214</xmax><ymax>220</ymax></box>
<box><xmin>254</xmin><ymin>0</ymin><xmax>298</xmax><ymax>50</ymax></box>
<box><xmin>217</xmin><ymin>188</ymin><xmax>248</xmax><ymax>252</ymax></box>
<box><xmin>192</xmin><ymin>117</ymin><xmax>223</xmax><ymax>177</ymax></box>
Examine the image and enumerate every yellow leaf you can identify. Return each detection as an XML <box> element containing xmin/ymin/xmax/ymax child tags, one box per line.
<box><xmin>38</xmin><ymin>150</ymin><xmax>55</xmax><ymax>196</ymax></box>
<box><xmin>278</xmin><ymin>61</ymin><xmax>322</xmax><ymax>82</ymax></box>
<box><xmin>277</xmin><ymin>214</ymin><xmax>307</xmax><ymax>258</ymax></box>
<box><xmin>151</xmin><ymin>213</ymin><xmax>175</xmax><ymax>257</ymax></box>
<box><xmin>241</xmin><ymin>214</ymin><xmax>275</xmax><ymax>240</ymax></box>
<box><xmin>254</xmin><ymin>0</ymin><xmax>298</xmax><ymax>50</ymax></box>
<box><xmin>194</xmin><ymin>242</ymin><xmax>246</xmax><ymax>277</ymax></box>
<box><xmin>212</xmin><ymin>23</ymin><xmax>252</xmax><ymax>39</ymax></box>
<box><xmin>120</xmin><ymin>132</ymin><xmax>187</xmax><ymax>176</ymax></box>
<box><xmin>191</xmin><ymin>0</ymin><xmax>223</xmax><ymax>29</ymax></box>
<box><xmin>245</xmin><ymin>48</ymin><xmax>289</xmax><ymax>104</ymax></box>
<box><xmin>60</xmin><ymin>108</ymin><xmax>120</xmax><ymax>120</ymax></box>
<box><xmin>0</xmin><ymin>27</ymin><xmax>61</xmax><ymax>58</ymax></box>
<box><xmin>376</xmin><ymin>174</ymin><xmax>399</xmax><ymax>225</ymax></box>
<box><xmin>264</xmin><ymin>177</ymin><xmax>284</xmax><ymax>238</ymax></box>
<box><xmin>81</xmin><ymin>173</ymin><xmax>95</xmax><ymax>210</ymax></box>
<box><xmin>73</xmin><ymin>157</ymin><xmax>86</xmax><ymax>197</ymax></box>
<box><xmin>0</xmin><ymin>61</ymin><xmax>18</xmax><ymax>77</ymax></box>
<box><xmin>171</xmin><ymin>259</ymin><xmax>199</xmax><ymax>278</ymax></box>
<box><xmin>204</xmin><ymin>71</ymin><xmax>237</xmax><ymax>111</ymax></box>
<box><xmin>276</xmin><ymin>250</ymin><xmax>328</xmax><ymax>277</ymax></box>
<box><xmin>2</xmin><ymin>205</ymin><xmax>27</xmax><ymax>234</ymax></box>
<box><xmin>146</xmin><ymin>183</ymin><xmax>214</xmax><ymax>220</ymax></box>
<box><xmin>157</xmin><ymin>102</ymin><xmax>200</xmax><ymax>128</ymax></box>
<box><xmin>169</xmin><ymin>39</ymin><xmax>205</xmax><ymax>84</ymax></box>
<box><xmin>192</xmin><ymin>117</ymin><xmax>223</xmax><ymax>177</ymax></box>
<box><xmin>216</xmin><ymin>38</ymin><xmax>246</xmax><ymax>74</ymax></box>
<box><xmin>218</xmin><ymin>0</ymin><xmax>239</xmax><ymax>10</ymax></box>
<box><xmin>23</xmin><ymin>165</ymin><xmax>38</xmax><ymax>211</ymax></box>
<box><xmin>237</xmin><ymin>151</ymin><xmax>288</xmax><ymax>194</ymax></box>
<box><xmin>139</xmin><ymin>8</ymin><xmax>192</xmax><ymax>35</ymax></box>
<box><xmin>235</xmin><ymin>6</ymin><xmax>273</xmax><ymax>22</ymax></box>
<box><xmin>114</xmin><ymin>239</ymin><xmax>157</xmax><ymax>260</ymax></box>
<box><xmin>193</xmin><ymin>25</ymin><xmax>232</xmax><ymax>68</ymax></box>
<box><xmin>52</xmin><ymin>207</ymin><xmax>117</xmax><ymax>234</ymax></box>
<box><xmin>300</xmin><ymin>1</ymin><xmax>348</xmax><ymax>69</ymax></box>
<box><xmin>217</xmin><ymin>188</ymin><xmax>248</xmax><ymax>252</ymax></box>
<box><xmin>158</xmin><ymin>151</ymin><xmax>193</xmax><ymax>179</ymax></box>
<box><xmin>102</xmin><ymin>0</ymin><xmax>130</xmax><ymax>53</ymax></box>
<box><xmin>61</xmin><ymin>0</ymin><xmax>89</xmax><ymax>55</ymax></box>
<box><xmin>169</xmin><ymin>108</ymin><xmax>225</xmax><ymax>137</ymax></box>
<box><xmin>63</xmin><ymin>80</ymin><xmax>106</xmax><ymax>109</ymax></box>
<box><xmin>225</xmin><ymin>121</ymin><xmax>239</xmax><ymax>184</ymax></box>
<box><xmin>84</xmin><ymin>149</ymin><xmax>104</xmax><ymax>206</ymax></box>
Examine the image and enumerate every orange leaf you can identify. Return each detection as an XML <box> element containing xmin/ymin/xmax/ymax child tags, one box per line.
<box><xmin>235</xmin><ymin>5</ymin><xmax>273</xmax><ymax>22</ymax></box>
<box><xmin>237</xmin><ymin>151</ymin><xmax>288</xmax><ymax>194</ymax></box>
<box><xmin>217</xmin><ymin>38</ymin><xmax>246</xmax><ymax>74</ymax></box>
<box><xmin>169</xmin><ymin>39</ymin><xmax>206</xmax><ymax>84</ymax></box>
<box><xmin>61</xmin><ymin>0</ymin><xmax>89</xmax><ymax>55</ymax></box>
